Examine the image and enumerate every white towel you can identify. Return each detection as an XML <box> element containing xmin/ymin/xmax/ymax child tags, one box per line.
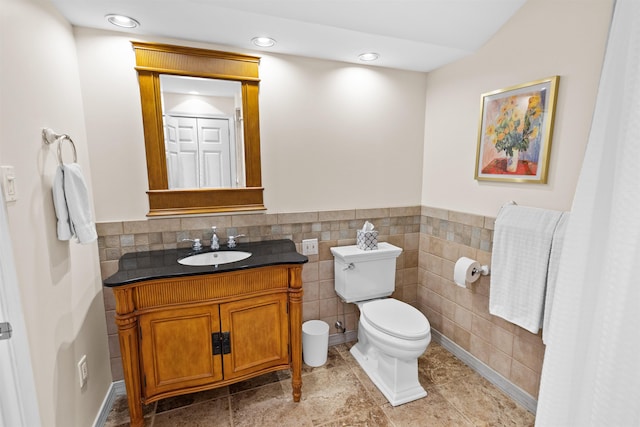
<box><xmin>52</xmin><ymin>163</ymin><xmax>97</xmax><ymax>244</ymax></box>
<box><xmin>489</xmin><ymin>205</ymin><xmax>563</xmax><ymax>333</ymax></box>
<box><xmin>542</xmin><ymin>212</ymin><xmax>570</xmax><ymax>343</ymax></box>
<box><xmin>52</xmin><ymin>165</ymin><xmax>73</xmax><ymax>240</ymax></box>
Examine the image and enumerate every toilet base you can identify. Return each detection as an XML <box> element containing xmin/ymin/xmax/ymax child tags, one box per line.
<box><xmin>350</xmin><ymin>342</ymin><xmax>427</xmax><ymax>406</ymax></box>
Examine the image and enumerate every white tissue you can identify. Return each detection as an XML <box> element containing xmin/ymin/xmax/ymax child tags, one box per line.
<box><xmin>454</xmin><ymin>257</ymin><xmax>481</xmax><ymax>288</ymax></box>
<box><xmin>362</xmin><ymin>221</ymin><xmax>374</xmax><ymax>231</ymax></box>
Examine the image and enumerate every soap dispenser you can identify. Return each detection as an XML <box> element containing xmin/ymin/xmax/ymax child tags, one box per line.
<box><xmin>210</xmin><ymin>226</ymin><xmax>220</xmax><ymax>250</ymax></box>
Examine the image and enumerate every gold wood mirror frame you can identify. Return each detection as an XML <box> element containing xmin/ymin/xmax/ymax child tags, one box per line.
<box><xmin>132</xmin><ymin>42</ymin><xmax>264</xmax><ymax>216</ymax></box>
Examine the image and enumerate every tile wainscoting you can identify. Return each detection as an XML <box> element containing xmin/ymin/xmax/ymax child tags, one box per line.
<box><xmin>418</xmin><ymin>206</ymin><xmax>544</xmax><ymax>399</ymax></box>
<box><xmin>96</xmin><ymin>205</ymin><xmax>544</xmax><ymax>403</ymax></box>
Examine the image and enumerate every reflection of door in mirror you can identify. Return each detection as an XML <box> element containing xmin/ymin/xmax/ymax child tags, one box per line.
<box><xmin>160</xmin><ymin>75</ymin><xmax>245</xmax><ymax>189</ymax></box>
<box><xmin>164</xmin><ymin>116</ymin><xmax>236</xmax><ymax>188</ymax></box>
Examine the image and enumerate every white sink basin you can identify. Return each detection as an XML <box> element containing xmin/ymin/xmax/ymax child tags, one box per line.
<box><xmin>178</xmin><ymin>251</ymin><xmax>252</xmax><ymax>266</ymax></box>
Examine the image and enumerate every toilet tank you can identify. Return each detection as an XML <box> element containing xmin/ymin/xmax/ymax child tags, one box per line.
<box><xmin>330</xmin><ymin>243</ymin><xmax>402</xmax><ymax>303</ymax></box>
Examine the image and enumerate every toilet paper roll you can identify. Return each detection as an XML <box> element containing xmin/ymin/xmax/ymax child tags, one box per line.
<box><xmin>454</xmin><ymin>257</ymin><xmax>481</xmax><ymax>288</ymax></box>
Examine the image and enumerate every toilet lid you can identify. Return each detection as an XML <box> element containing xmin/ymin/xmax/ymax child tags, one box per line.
<box><xmin>361</xmin><ymin>299</ymin><xmax>430</xmax><ymax>340</ymax></box>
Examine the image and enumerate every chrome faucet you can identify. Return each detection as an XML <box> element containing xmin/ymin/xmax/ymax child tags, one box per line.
<box><xmin>210</xmin><ymin>226</ymin><xmax>220</xmax><ymax>250</ymax></box>
<box><xmin>227</xmin><ymin>234</ymin><xmax>245</xmax><ymax>248</ymax></box>
<box><xmin>181</xmin><ymin>238</ymin><xmax>203</xmax><ymax>251</ymax></box>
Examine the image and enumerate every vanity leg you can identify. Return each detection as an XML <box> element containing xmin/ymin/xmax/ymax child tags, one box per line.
<box><xmin>289</xmin><ymin>267</ymin><xmax>303</xmax><ymax>402</ymax></box>
<box><xmin>118</xmin><ymin>321</ymin><xmax>144</xmax><ymax>427</ymax></box>
<box><xmin>113</xmin><ymin>288</ymin><xmax>145</xmax><ymax>427</ymax></box>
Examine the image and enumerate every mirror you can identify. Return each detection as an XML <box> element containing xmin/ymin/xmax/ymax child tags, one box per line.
<box><xmin>161</xmin><ymin>75</ymin><xmax>245</xmax><ymax>189</ymax></box>
<box><xmin>132</xmin><ymin>42</ymin><xmax>264</xmax><ymax>216</ymax></box>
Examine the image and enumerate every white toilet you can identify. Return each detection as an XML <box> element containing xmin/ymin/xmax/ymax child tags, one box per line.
<box><xmin>331</xmin><ymin>242</ymin><xmax>431</xmax><ymax>406</ymax></box>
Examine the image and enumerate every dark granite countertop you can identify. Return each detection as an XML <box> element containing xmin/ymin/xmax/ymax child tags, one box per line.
<box><xmin>103</xmin><ymin>239</ymin><xmax>308</xmax><ymax>287</ymax></box>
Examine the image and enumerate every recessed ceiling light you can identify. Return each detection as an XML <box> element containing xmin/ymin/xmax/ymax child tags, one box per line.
<box><xmin>251</xmin><ymin>37</ymin><xmax>276</xmax><ymax>48</ymax></box>
<box><xmin>105</xmin><ymin>14</ymin><xmax>140</xmax><ymax>29</ymax></box>
<box><xmin>358</xmin><ymin>52</ymin><xmax>380</xmax><ymax>62</ymax></box>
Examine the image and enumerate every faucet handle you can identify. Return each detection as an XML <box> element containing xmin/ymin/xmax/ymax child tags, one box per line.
<box><xmin>227</xmin><ymin>234</ymin><xmax>245</xmax><ymax>248</ymax></box>
<box><xmin>182</xmin><ymin>238</ymin><xmax>203</xmax><ymax>251</ymax></box>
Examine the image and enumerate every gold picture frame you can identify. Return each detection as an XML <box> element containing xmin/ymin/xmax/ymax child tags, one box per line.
<box><xmin>475</xmin><ymin>76</ymin><xmax>559</xmax><ymax>183</ymax></box>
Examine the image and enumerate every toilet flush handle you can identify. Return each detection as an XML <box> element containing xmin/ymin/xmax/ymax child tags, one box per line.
<box><xmin>343</xmin><ymin>263</ymin><xmax>355</xmax><ymax>271</ymax></box>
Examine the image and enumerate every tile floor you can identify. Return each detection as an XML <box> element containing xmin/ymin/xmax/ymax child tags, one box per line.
<box><xmin>105</xmin><ymin>341</ymin><xmax>535</xmax><ymax>427</ymax></box>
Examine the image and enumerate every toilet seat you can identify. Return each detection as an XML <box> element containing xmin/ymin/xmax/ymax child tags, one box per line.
<box><xmin>361</xmin><ymin>299</ymin><xmax>430</xmax><ymax>340</ymax></box>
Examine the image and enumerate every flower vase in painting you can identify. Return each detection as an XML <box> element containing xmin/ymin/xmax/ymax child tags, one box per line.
<box><xmin>506</xmin><ymin>149</ymin><xmax>519</xmax><ymax>172</ymax></box>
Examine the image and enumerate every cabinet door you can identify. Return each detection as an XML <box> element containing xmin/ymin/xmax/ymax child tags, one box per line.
<box><xmin>139</xmin><ymin>305</ymin><xmax>223</xmax><ymax>398</ymax></box>
<box><xmin>220</xmin><ymin>293</ymin><xmax>289</xmax><ymax>380</ymax></box>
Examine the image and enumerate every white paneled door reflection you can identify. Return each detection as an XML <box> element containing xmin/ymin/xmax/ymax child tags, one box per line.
<box><xmin>164</xmin><ymin>116</ymin><xmax>234</xmax><ymax>189</ymax></box>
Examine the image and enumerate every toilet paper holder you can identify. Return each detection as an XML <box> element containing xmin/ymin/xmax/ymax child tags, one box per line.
<box><xmin>472</xmin><ymin>264</ymin><xmax>490</xmax><ymax>277</ymax></box>
<box><xmin>454</xmin><ymin>257</ymin><xmax>490</xmax><ymax>287</ymax></box>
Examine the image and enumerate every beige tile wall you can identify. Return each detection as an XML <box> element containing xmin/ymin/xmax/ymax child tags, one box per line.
<box><xmin>97</xmin><ymin>207</ymin><xmax>421</xmax><ymax>381</ymax></box>
<box><xmin>417</xmin><ymin>206</ymin><xmax>545</xmax><ymax>398</ymax></box>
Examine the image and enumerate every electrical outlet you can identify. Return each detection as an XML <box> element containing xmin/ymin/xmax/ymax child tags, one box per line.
<box><xmin>301</xmin><ymin>238</ymin><xmax>318</xmax><ymax>255</ymax></box>
<box><xmin>78</xmin><ymin>355</ymin><xmax>88</xmax><ymax>388</ymax></box>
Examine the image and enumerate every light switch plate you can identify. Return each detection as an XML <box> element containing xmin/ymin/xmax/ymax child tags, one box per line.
<box><xmin>78</xmin><ymin>355</ymin><xmax>88</xmax><ymax>388</ymax></box>
<box><xmin>1</xmin><ymin>166</ymin><xmax>17</xmax><ymax>202</ymax></box>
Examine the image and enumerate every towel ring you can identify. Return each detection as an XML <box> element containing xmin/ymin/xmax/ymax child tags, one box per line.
<box><xmin>42</xmin><ymin>128</ymin><xmax>78</xmax><ymax>164</ymax></box>
<box><xmin>56</xmin><ymin>135</ymin><xmax>78</xmax><ymax>164</ymax></box>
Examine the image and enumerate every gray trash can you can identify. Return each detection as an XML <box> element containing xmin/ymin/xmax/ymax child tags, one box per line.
<box><xmin>302</xmin><ymin>320</ymin><xmax>329</xmax><ymax>367</ymax></box>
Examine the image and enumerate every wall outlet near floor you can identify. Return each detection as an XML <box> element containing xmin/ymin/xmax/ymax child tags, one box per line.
<box><xmin>78</xmin><ymin>355</ymin><xmax>88</xmax><ymax>388</ymax></box>
<box><xmin>301</xmin><ymin>238</ymin><xmax>318</xmax><ymax>255</ymax></box>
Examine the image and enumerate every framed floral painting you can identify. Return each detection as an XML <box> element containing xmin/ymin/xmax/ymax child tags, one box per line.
<box><xmin>474</xmin><ymin>76</ymin><xmax>559</xmax><ymax>183</ymax></box>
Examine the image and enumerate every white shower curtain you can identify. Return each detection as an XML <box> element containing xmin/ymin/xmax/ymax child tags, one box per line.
<box><xmin>535</xmin><ymin>0</ymin><xmax>640</xmax><ymax>425</ymax></box>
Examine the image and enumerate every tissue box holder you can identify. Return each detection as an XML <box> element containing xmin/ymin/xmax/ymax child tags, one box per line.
<box><xmin>356</xmin><ymin>230</ymin><xmax>378</xmax><ymax>251</ymax></box>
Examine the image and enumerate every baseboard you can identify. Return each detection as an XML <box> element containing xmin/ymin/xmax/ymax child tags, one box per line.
<box><xmin>431</xmin><ymin>329</ymin><xmax>538</xmax><ymax>414</ymax></box>
<box><xmin>93</xmin><ymin>380</ymin><xmax>126</xmax><ymax>427</ymax></box>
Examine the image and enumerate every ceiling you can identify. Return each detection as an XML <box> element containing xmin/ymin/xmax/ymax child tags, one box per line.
<box><xmin>51</xmin><ymin>0</ymin><xmax>527</xmax><ymax>72</ymax></box>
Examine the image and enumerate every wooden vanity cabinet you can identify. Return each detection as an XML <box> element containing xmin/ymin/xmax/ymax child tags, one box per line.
<box><xmin>112</xmin><ymin>265</ymin><xmax>303</xmax><ymax>427</ymax></box>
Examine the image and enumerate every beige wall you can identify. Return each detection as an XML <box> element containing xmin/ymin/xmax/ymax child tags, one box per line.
<box><xmin>421</xmin><ymin>0</ymin><xmax>614</xmax><ymax>217</ymax></box>
<box><xmin>73</xmin><ymin>31</ymin><xmax>149</xmax><ymax>221</ymax></box>
<box><xmin>74</xmin><ymin>28</ymin><xmax>427</xmax><ymax>221</ymax></box>
<box><xmin>417</xmin><ymin>0</ymin><xmax>614</xmax><ymax>400</ymax></box>
<box><xmin>259</xmin><ymin>55</ymin><xmax>426</xmax><ymax>213</ymax></box>
<box><xmin>0</xmin><ymin>0</ymin><xmax>112</xmax><ymax>425</ymax></box>
<box><xmin>76</xmin><ymin>0</ymin><xmax>614</xmax><ymax>223</ymax></box>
